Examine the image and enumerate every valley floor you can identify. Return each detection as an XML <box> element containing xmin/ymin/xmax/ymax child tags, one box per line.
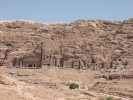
<box><xmin>0</xmin><ymin>66</ymin><xmax>133</xmax><ymax>100</ymax></box>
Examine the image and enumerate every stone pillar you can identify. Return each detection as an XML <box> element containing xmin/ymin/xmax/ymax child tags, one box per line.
<box><xmin>20</xmin><ymin>59</ymin><xmax>22</xmax><ymax>67</ymax></box>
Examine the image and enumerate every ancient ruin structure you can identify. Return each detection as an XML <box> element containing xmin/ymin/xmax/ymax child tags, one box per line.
<box><xmin>12</xmin><ymin>43</ymin><xmax>43</xmax><ymax>68</ymax></box>
<box><xmin>42</xmin><ymin>54</ymin><xmax>88</xmax><ymax>69</ymax></box>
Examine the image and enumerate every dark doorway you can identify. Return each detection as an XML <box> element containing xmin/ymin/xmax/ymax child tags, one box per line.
<box><xmin>28</xmin><ymin>64</ymin><xmax>33</xmax><ymax>67</ymax></box>
<box><xmin>91</xmin><ymin>56</ymin><xmax>95</xmax><ymax>63</ymax></box>
<box><xmin>47</xmin><ymin>64</ymin><xmax>50</xmax><ymax>66</ymax></box>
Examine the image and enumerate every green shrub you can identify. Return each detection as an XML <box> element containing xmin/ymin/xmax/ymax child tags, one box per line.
<box><xmin>99</xmin><ymin>97</ymin><xmax>114</xmax><ymax>100</ymax></box>
<box><xmin>105</xmin><ymin>97</ymin><xmax>114</xmax><ymax>100</ymax></box>
<box><xmin>69</xmin><ymin>83</ymin><xmax>79</xmax><ymax>89</ymax></box>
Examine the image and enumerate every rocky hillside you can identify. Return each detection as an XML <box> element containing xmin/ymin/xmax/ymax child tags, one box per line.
<box><xmin>0</xmin><ymin>18</ymin><xmax>133</xmax><ymax>69</ymax></box>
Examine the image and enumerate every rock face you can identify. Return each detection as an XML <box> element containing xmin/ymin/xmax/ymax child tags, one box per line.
<box><xmin>0</xmin><ymin>18</ymin><xmax>133</xmax><ymax>69</ymax></box>
<box><xmin>104</xmin><ymin>72</ymin><xmax>133</xmax><ymax>80</ymax></box>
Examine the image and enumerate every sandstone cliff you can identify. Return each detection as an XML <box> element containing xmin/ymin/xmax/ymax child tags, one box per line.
<box><xmin>0</xmin><ymin>18</ymin><xmax>133</xmax><ymax>69</ymax></box>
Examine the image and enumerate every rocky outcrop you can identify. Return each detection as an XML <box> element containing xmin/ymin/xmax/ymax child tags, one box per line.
<box><xmin>123</xmin><ymin>18</ymin><xmax>133</xmax><ymax>24</ymax></box>
<box><xmin>0</xmin><ymin>18</ymin><xmax>133</xmax><ymax>69</ymax></box>
<box><xmin>105</xmin><ymin>72</ymin><xmax>133</xmax><ymax>80</ymax></box>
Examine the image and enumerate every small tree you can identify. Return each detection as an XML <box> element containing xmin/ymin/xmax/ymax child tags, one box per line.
<box><xmin>69</xmin><ymin>83</ymin><xmax>79</xmax><ymax>89</ymax></box>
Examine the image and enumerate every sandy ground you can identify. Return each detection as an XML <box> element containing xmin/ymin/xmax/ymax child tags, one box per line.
<box><xmin>0</xmin><ymin>66</ymin><xmax>133</xmax><ymax>100</ymax></box>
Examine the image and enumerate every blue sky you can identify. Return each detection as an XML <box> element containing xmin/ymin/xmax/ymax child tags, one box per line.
<box><xmin>0</xmin><ymin>0</ymin><xmax>133</xmax><ymax>24</ymax></box>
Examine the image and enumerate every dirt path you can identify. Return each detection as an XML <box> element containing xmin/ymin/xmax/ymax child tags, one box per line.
<box><xmin>97</xmin><ymin>92</ymin><xmax>131</xmax><ymax>100</ymax></box>
<box><xmin>0</xmin><ymin>75</ymin><xmax>44</xmax><ymax>100</ymax></box>
<box><xmin>86</xmin><ymin>90</ymin><xmax>131</xmax><ymax>100</ymax></box>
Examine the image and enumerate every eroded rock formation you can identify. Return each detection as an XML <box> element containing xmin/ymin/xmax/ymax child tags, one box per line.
<box><xmin>0</xmin><ymin>18</ymin><xmax>133</xmax><ymax>69</ymax></box>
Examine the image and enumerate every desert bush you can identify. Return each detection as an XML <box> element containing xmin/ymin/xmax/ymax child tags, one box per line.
<box><xmin>69</xmin><ymin>83</ymin><xmax>79</xmax><ymax>89</ymax></box>
<box><xmin>105</xmin><ymin>97</ymin><xmax>114</xmax><ymax>100</ymax></box>
<box><xmin>99</xmin><ymin>97</ymin><xmax>114</xmax><ymax>100</ymax></box>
